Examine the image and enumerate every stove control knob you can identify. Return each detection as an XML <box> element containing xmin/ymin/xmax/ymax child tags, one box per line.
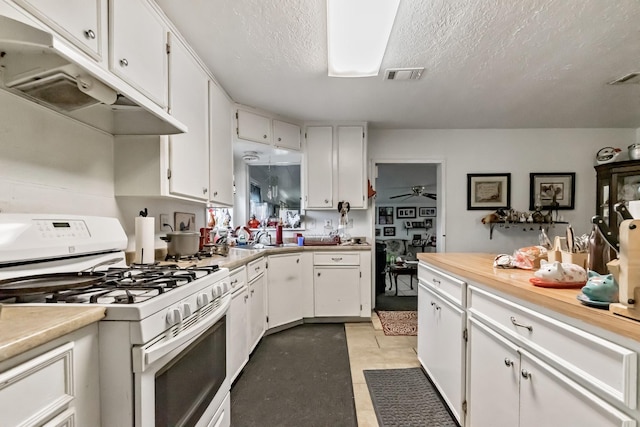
<box><xmin>212</xmin><ymin>287</ymin><xmax>221</xmax><ymax>299</ymax></box>
<box><xmin>166</xmin><ymin>307</ymin><xmax>182</xmax><ymax>326</ymax></box>
<box><xmin>181</xmin><ymin>302</ymin><xmax>193</xmax><ymax>318</ymax></box>
<box><xmin>196</xmin><ymin>293</ymin><xmax>210</xmax><ymax>308</ymax></box>
<box><xmin>222</xmin><ymin>282</ymin><xmax>229</xmax><ymax>294</ymax></box>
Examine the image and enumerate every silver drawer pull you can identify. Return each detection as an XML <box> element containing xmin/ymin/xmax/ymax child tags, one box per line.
<box><xmin>510</xmin><ymin>316</ymin><xmax>533</xmax><ymax>332</ymax></box>
<box><xmin>432</xmin><ymin>278</ymin><xmax>441</xmax><ymax>285</ymax></box>
<box><xmin>521</xmin><ymin>369</ymin><xmax>532</xmax><ymax>379</ymax></box>
<box><xmin>84</xmin><ymin>29</ymin><xmax>96</xmax><ymax>39</ymax></box>
<box><xmin>504</xmin><ymin>358</ymin><xmax>514</xmax><ymax>367</ymax></box>
<box><xmin>119</xmin><ymin>58</ymin><xmax>129</xmax><ymax>67</ymax></box>
<box><xmin>331</xmin><ymin>257</ymin><xmax>343</xmax><ymax>262</ymax></box>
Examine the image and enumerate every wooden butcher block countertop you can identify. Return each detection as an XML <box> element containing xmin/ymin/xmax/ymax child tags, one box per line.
<box><xmin>0</xmin><ymin>305</ymin><xmax>105</xmax><ymax>363</ymax></box>
<box><xmin>417</xmin><ymin>253</ymin><xmax>640</xmax><ymax>343</ymax></box>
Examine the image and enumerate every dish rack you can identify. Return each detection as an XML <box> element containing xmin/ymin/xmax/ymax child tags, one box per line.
<box><xmin>303</xmin><ymin>235</ymin><xmax>340</xmax><ymax>246</ymax></box>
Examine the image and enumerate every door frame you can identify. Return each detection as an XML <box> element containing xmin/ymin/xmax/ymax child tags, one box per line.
<box><xmin>369</xmin><ymin>157</ymin><xmax>446</xmax><ymax>307</ymax></box>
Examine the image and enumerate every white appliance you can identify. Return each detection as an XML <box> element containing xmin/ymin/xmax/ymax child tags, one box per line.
<box><xmin>0</xmin><ymin>214</ymin><xmax>231</xmax><ymax>427</ymax></box>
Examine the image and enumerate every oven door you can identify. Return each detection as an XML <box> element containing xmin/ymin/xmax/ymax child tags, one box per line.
<box><xmin>132</xmin><ymin>295</ymin><xmax>231</xmax><ymax>427</ymax></box>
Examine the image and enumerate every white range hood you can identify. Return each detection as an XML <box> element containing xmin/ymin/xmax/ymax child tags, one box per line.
<box><xmin>0</xmin><ymin>15</ymin><xmax>187</xmax><ymax>136</ymax></box>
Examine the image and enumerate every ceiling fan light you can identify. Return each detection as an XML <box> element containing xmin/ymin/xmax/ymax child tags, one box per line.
<box><xmin>327</xmin><ymin>0</ymin><xmax>400</xmax><ymax>77</ymax></box>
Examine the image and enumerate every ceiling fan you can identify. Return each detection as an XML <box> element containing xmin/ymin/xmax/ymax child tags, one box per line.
<box><xmin>389</xmin><ymin>186</ymin><xmax>437</xmax><ymax>201</ymax></box>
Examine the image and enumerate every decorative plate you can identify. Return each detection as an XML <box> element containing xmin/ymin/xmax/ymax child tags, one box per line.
<box><xmin>576</xmin><ymin>292</ymin><xmax>611</xmax><ymax>309</ymax></box>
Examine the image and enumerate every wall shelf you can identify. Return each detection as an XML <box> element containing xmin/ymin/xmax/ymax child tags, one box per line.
<box><xmin>485</xmin><ymin>221</ymin><xmax>568</xmax><ymax>239</ymax></box>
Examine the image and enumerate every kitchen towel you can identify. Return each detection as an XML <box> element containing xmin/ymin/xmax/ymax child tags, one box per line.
<box><xmin>134</xmin><ymin>216</ymin><xmax>155</xmax><ymax>264</ymax></box>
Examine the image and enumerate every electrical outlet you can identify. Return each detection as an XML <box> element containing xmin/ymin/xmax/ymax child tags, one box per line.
<box><xmin>324</xmin><ymin>219</ymin><xmax>332</xmax><ymax>227</ymax></box>
<box><xmin>159</xmin><ymin>214</ymin><xmax>170</xmax><ymax>230</ymax></box>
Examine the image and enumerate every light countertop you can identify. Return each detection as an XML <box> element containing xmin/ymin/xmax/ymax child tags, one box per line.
<box><xmin>417</xmin><ymin>253</ymin><xmax>640</xmax><ymax>342</ymax></box>
<box><xmin>0</xmin><ymin>305</ymin><xmax>105</xmax><ymax>363</ymax></box>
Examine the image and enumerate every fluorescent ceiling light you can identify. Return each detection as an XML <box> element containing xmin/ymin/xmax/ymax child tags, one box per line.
<box><xmin>327</xmin><ymin>0</ymin><xmax>400</xmax><ymax>78</ymax></box>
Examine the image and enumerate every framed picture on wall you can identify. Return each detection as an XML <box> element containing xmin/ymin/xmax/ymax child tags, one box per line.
<box><xmin>467</xmin><ymin>173</ymin><xmax>511</xmax><ymax>210</ymax></box>
<box><xmin>383</xmin><ymin>227</ymin><xmax>395</xmax><ymax>236</ymax></box>
<box><xmin>396</xmin><ymin>207</ymin><xmax>416</xmax><ymax>218</ymax></box>
<box><xmin>419</xmin><ymin>207</ymin><xmax>436</xmax><ymax>217</ymax></box>
<box><xmin>378</xmin><ymin>207</ymin><xmax>394</xmax><ymax>224</ymax></box>
<box><xmin>529</xmin><ymin>172</ymin><xmax>575</xmax><ymax>210</ymax></box>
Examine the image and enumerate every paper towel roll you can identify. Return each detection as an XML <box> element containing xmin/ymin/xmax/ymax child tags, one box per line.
<box><xmin>135</xmin><ymin>217</ymin><xmax>155</xmax><ymax>264</ymax></box>
<box><xmin>629</xmin><ymin>201</ymin><xmax>640</xmax><ymax>219</ymax></box>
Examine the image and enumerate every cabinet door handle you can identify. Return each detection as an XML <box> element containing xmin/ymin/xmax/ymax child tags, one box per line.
<box><xmin>263</xmin><ymin>134</ymin><xmax>268</xmax><ymax>139</ymax></box>
<box><xmin>278</xmin><ymin>137</ymin><xmax>282</xmax><ymax>142</ymax></box>
<box><xmin>430</xmin><ymin>301</ymin><xmax>440</xmax><ymax>310</ymax></box>
<box><xmin>296</xmin><ymin>258</ymin><xmax>300</xmax><ymax>263</ymax></box>
<box><xmin>119</xmin><ymin>58</ymin><xmax>129</xmax><ymax>67</ymax></box>
<box><xmin>84</xmin><ymin>29</ymin><xmax>96</xmax><ymax>39</ymax></box>
<box><xmin>251</xmin><ymin>289</ymin><xmax>255</xmax><ymax>295</ymax></box>
<box><xmin>231</xmin><ymin>279</ymin><xmax>238</xmax><ymax>284</ymax></box>
<box><xmin>521</xmin><ymin>369</ymin><xmax>532</xmax><ymax>379</ymax></box>
<box><xmin>504</xmin><ymin>358</ymin><xmax>514</xmax><ymax>367</ymax></box>
<box><xmin>203</xmin><ymin>187</ymin><xmax>208</xmax><ymax>194</ymax></box>
<box><xmin>324</xmin><ymin>199</ymin><xmax>329</xmax><ymax>204</ymax></box>
<box><xmin>432</xmin><ymin>278</ymin><xmax>441</xmax><ymax>285</ymax></box>
<box><xmin>244</xmin><ymin>295</ymin><xmax>249</xmax><ymax>302</ymax></box>
<box><xmin>510</xmin><ymin>316</ymin><xmax>533</xmax><ymax>332</ymax></box>
<box><xmin>214</xmin><ymin>191</ymin><xmax>218</xmax><ymax>197</ymax></box>
<box><xmin>317</xmin><ymin>272</ymin><xmax>321</xmax><ymax>277</ymax></box>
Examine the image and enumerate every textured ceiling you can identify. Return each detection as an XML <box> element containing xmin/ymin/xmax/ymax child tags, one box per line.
<box><xmin>156</xmin><ymin>0</ymin><xmax>640</xmax><ymax>129</ymax></box>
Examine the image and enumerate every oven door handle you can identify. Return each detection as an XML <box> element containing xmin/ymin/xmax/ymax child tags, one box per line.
<box><xmin>134</xmin><ymin>296</ymin><xmax>230</xmax><ymax>372</ymax></box>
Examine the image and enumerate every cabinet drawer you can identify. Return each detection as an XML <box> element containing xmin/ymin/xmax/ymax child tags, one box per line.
<box><xmin>418</xmin><ymin>262</ymin><xmax>466</xmax><ymax>306</ymax></box>
<box><xmin>247</xmin><ymin>257</ymin><xmax>266</xmax><ymax>282</ymax></box>
<box><xmin>314</xmin><ymin>252</ymin><xmax>359</xmax><ymax>266</ymax></box>
<box><xmin>469</xmin><ymin>285</ymin><xmax>637</xmax><ymax>408</ymax></box>
<box><xmin>0</xmin><ymin>342</ymin><xmax>74</xmax><ymax>427</ymax></box>
<box><xmin>230</xmin><ymin>266</ymin><xmax>247</xmax><ymax>293</ymax></box>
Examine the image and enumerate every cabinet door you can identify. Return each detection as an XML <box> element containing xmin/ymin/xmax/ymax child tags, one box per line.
<box><xmin>228</xmin><ymin>287</ymin><xmax>249</xmax><ymax>383</ymax></box>
<box><xmin>314</xmin><ymin>266</ymin><xmax>360</xmax><ymax>316</ymax></box>
<box><xmin>248</xmin><ymin>273</ymin><xmax>266</xmax><ymax>353</ymax></box>
<box><xmin>237</xmin><ymin>110</ymin><xmax>271</xmax><ymax>144</ymax></box>
<box><xmin>110</xmin><ymin>0</ymin><xmax>167</xmax><ymax>106</ymax></box>
<box><xmin>167</xmin><ymin>35</ymin><xmax>209</xmax><ymax>200</ymax></box>
<box><xmin>417</xmin><ymin>283</ymin><xmax>465</xmax><ymax>423</ymax></box>
<box><xmin>267</xmin><ymin>254</ymin><xmax>302</xmax><ymax>328</ymax></box>
<box><xmin>305</xmin><ymin>126</ymin><xmax>334</xmax><ymax>209</ymax></box>
<box><xmin>519</xmin><ymin>351</ymin><xmax>635</xmax><ymax>427</ymax></box>
<box><xmin>337</xmin><ymin>125</ymin><xmax>366</xmax><ymax>208</ymax></box>
<box><xmin>273</xmin><ymin>119</ymin><xmax>301</xmax><ymax>151</ymax></box>
<box><xmin>467</xmin><ymin>318</ymin><xmax>520</xmax><ymax>427</ymax></box>
<box><xmin>209</xmin><ymin>80</ymin><xmax>234</xmax><ymax>205</ymax></box>
<box><xmin>14</xmin><ymin>0</ymin><xmax>102</xmax><ymax>59</ymax></box>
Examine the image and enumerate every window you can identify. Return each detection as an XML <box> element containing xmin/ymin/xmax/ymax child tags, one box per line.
<box><xmin>248</xmin><ymin>164</ymin><xmax>302</xmax><ymax>228</ymax></box>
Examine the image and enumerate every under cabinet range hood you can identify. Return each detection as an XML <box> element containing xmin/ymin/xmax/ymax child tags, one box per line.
<box><xmin>0</xmin><ymin>15</ymin><xmax>187</xmax><ymax>135</ymax></box>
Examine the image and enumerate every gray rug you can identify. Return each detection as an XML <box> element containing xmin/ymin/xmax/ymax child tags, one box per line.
<box><xmin>364</xmin><ymin>368</ymin><xmax>457</xmax><ymax>427</ymax></box>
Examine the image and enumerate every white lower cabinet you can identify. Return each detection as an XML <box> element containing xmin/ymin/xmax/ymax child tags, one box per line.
<box><xmin>468</xmin><ymin>318</ymin><xmax>635</xmax><ymax>427</ymax></box>
<box><xmin>314</xmin><ymin>265</ymin><xmax>360</xmax><ymax>317</ymax></box>
<box><xmin>267</xmin><ymin>253</ymin><xmax>302</xmax><ymax>329</ymax></box>
<box><xmin>0</xmin><ymin>324</ymin><xmax>100</xmax><ymax>427</ymax></box>
<box><xmin>228</xmin><ymin>267</ymin><xmax>248</xmax><ymax>383</ymax></box>
<box><xmin>417</xmin><ymin>281</ymin><xmax>465</xmax><ymax>424</ymax></box>
<box><xmin>247</xmin><ymin>258</ymin><xmax>266</xmax><ymax>353</ymax></box>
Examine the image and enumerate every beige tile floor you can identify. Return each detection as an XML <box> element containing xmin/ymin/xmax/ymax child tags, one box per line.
<box><xmin>345</xmin><ymin>312</ymin><xmax>420</xmax><ymax>427</ymax></box>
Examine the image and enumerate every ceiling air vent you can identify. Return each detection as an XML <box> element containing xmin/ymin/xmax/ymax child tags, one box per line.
<box><xmin>608</xmin><ymin>72</ymin><xmax>640</xmax><ymax>85</ymax></box>
<box><xmin>384</xmin><ymin>67</ymin><xmax>424</xmax><ymax>81</ymax></box>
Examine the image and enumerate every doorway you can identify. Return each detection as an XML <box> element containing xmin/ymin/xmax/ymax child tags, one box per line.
<box><xmin>372</xmin><ymin>160</ymin><xmax>444</xmax><ymax>311</ymax></box>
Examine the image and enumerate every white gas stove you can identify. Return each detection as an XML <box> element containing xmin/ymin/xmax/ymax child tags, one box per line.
<box><xmin>0</xmin><ymin>214</ymin><xmax>231</xmax><ymax>427</ymax></box>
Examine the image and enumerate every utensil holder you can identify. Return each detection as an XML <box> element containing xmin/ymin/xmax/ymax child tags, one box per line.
<box><xmin>547</xmin><ymin>236</ymin><xmax>565</xmax><ymax>263</ymax></box>
<box><xmin>561</xmin><ymin>250</ymin><xmax>588</xmax><ymax>269</ymax></box>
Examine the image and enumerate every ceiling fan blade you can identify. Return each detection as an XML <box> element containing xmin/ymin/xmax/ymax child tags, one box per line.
<box><xmin>423</xmin><ymin>193</ymin><xmax>437</xmax><ymax>200</ymax></box>
<box><xmin>389</xmin><ymin>193</ymin><xmax>412</xmax><ymax>199</ymax></box>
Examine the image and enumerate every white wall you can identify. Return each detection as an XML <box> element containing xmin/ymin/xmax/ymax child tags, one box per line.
<box><xmin>369</xmin><ymin>128</ymin><xmax>636</xmax><ymax>253</ymax></box>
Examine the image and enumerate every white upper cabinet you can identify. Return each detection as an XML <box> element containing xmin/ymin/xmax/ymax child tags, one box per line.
<box><xmin>304</xmin><ymin>126</ymin><xmax>334</xmax><ymax>209</ymax></box>
<box><xmin>13</xmin><ymin>0</ymin><xmax>104</xmax><ymax>60</ymax></box>
<box><xmin>209</xmin><ymin>80</ymin><xmax>234</xmax><ymax>206</ymax></box>
<box><xmin>273</xmin><ymin>119</ymin><xmax>301</xmax><ymax>151</ymax></box>
<box><xmin>304</xmin><ymin>124</ymin><xmax>367</xmax><ymax>210</ymax></box>
<box><xmin>236</xmin><ymin>108</ymin><xmax>301</xmax><ymax>151</ymax></box>
<box><xmin>109</xmin><ymin>0</ymin><xmax>168</xmax><ymax>107</ymax></box>
<box><xmin>337</xmin><ymin>125</ymin><xmax>366</xmax><ymax>208</ymax></box>
<box><xmin>237</xmin><ymin>110</ymin><xmax>271</xmax><ymax>144</ymax></box>
<box><xmin>167</xmin><ymin>34</ymin><xmax>209</xmax><ymax>200</ymax></box>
